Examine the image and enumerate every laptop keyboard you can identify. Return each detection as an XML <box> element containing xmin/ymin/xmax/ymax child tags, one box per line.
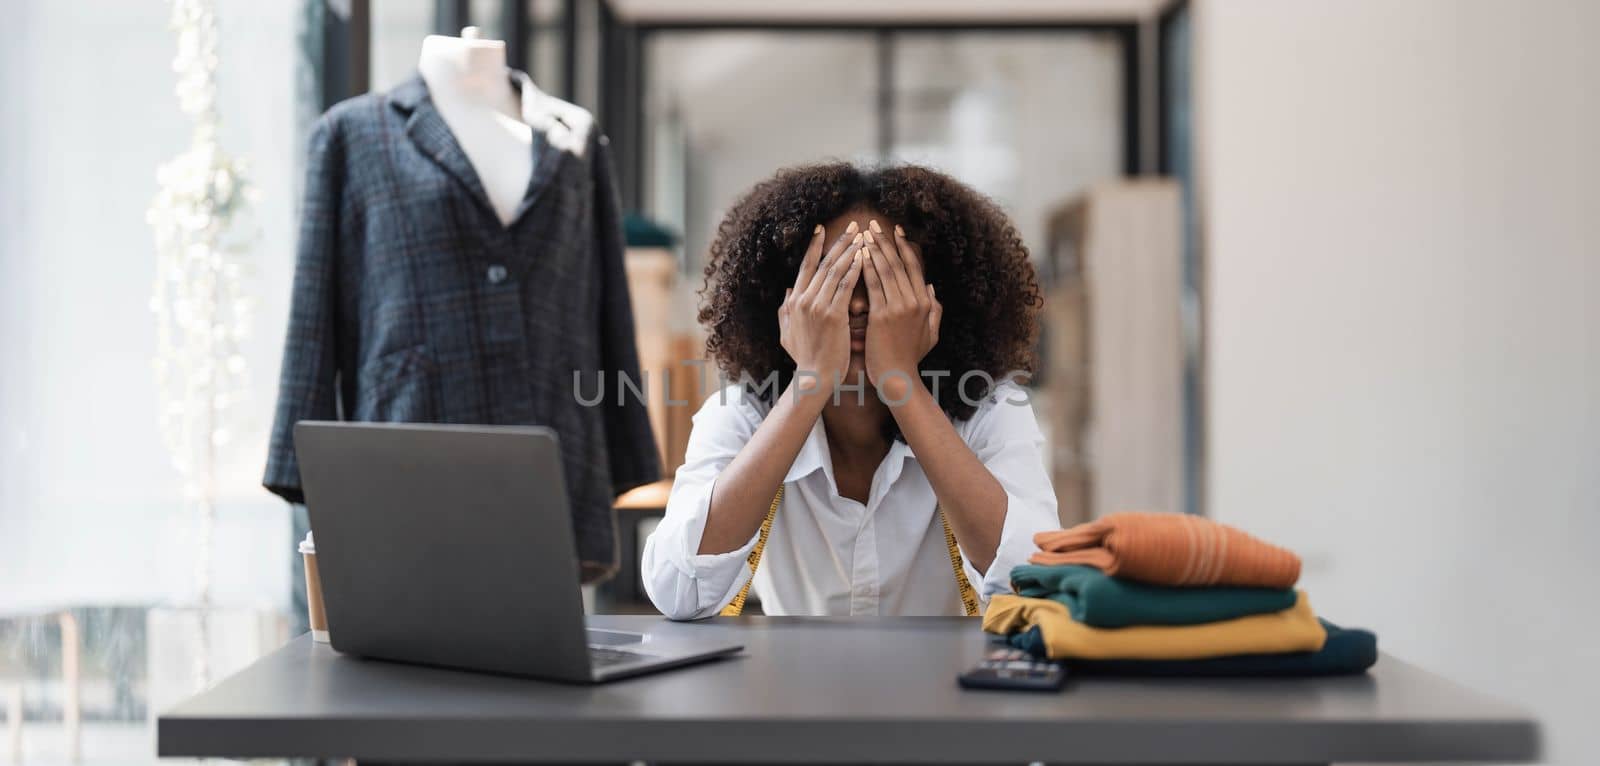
<box><xmin>586</xmin><ymin>628</ymin><xmax>647</xmax><ymax>646</ymax></box>
<box><xmin>588</xmin><ymin>646</ymin><xmax>645</xmax><ymax>668</ymax></box>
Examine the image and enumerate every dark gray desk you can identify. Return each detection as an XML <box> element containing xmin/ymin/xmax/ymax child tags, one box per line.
<box><xmin>158</xmin><ymin>616</ymin><xmax>1539</xmax><ymax>764</ymax></box>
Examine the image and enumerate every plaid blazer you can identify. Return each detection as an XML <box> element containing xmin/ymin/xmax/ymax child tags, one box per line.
<box><xmin>264</xmin><ymin>73</ymin><xmax>660</xmax><ymax>580</ymax></box>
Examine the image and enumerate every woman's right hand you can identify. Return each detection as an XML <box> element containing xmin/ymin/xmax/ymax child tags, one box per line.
<box><xmin>695</xmin><ymin>224</ymin><xmax>862</xmax><ymax>559</ymax></box>
<box><xmin>779</xmin><ymin>222</ymin><xmax>864</xmax><ymax>396</ymax></box>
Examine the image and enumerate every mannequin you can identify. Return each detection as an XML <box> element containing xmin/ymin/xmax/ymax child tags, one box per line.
<box><xmin>418</xmin><ymin>26</ymin><xmax>534</xmax><ymax>226</ymax></box>
<box><xmin>270</xmin><ymin>22</ymin><xmax>659</xmax><ymax>595</ymax></box>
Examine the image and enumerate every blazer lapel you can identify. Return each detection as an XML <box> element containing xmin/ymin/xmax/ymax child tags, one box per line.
<box><xmin>509</xmin><ymin>128</ymin><xmax>564</xmax><ymax>225</ymax></box>
<box><xmin>390</xmin><ymin>75</ymin><xmax>496</xmax><ymax>220</ymax></box>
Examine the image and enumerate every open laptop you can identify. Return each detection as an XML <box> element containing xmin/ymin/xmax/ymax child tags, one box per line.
<box><xmin>292</xmin><ymin>421</ymin><xmax>742</xmax><ymax>683</ymax></box>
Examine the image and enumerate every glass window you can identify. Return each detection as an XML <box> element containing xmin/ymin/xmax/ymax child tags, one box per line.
<box><xmin>371</xmin><ymin>1</ymin><xmax>565</xmax><ymax>98</ymax></box>
<box><xmin>370</xmin><ymin>0</ymin><xmax>433</xmax><ymax>93</ymax></box>
<box><xmin>0</xmin><ymin>0</ymin><xmax>304</xmax><ymax>761</ymax></box>
<box><xmin>643</xmin><ymin>32</ymin><xmax>880</xmax><ymax>276</ymax></box>
<box><xmin>890</xmin><ymin>31</ymin><xmax>1124</xmax><ymax>259</ymax></box>
<box><xmin>469</xmin><ymin>0</ymin><xmax>504</xmax><ymax>40</ymax></box>
<box><xmin>641</xmin><ymin>30</ymin><xmax>1125</xmax><ymax>280</ymax></box>
<box><xmin>530</xmin><ymin>0</ymin><xmax>567</xmax><ymax>97</ymax></box>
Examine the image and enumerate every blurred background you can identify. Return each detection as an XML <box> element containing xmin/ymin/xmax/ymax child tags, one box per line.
<box><xmin>0</xmin><ymin>0</ymin><xmax>1595</xmax><ymax>763</ymax></box>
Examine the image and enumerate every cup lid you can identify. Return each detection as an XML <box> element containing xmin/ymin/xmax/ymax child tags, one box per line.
<box><xmin>298</xmin><ymin>531</ymin><xmax>315</xmax><ymax>555</ymax></box>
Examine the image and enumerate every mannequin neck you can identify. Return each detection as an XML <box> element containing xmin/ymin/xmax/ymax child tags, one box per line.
<box><xmin>418</xmin><ymin>33</ymin><xmax>514</xmax><ymax>108</ymax></box>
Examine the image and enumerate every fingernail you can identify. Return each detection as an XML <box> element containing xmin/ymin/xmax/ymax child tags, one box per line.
<box><xmin>869</xmin><ymin>220</ymin><xmax>882</xmax><ymax>233</ymax></box>
<box><xmin>852</xmin><ymin>232</ymin><xmax>863</xmax><ymax>244</ymax></box>
<box><xmin>864</xmin><ymin>230</ymin><xmax>875</xmax><ymax>243</ymax></box>
<box><xmin>846</xmin><ymin>221</ymin><xmax>859</xmax><ymax>234</ymax></box>
<box><xmin>814</xmin><ymin>224</ymin><xmax>824</xmax><ymax>235</ymax></box>
<box><xmin>895</xmin><ymin>224</ymin><xmax>905</xmax><ymax>236</ymax></box>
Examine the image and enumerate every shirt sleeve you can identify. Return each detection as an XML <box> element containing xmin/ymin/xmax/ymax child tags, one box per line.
<box><xmin>640</xmin><ymin>388</ymin><xmax>768</xmax><ymax>620</ymax></box>
<box><xmin>954</xmin><ymin>382</ymin><xmax>1059</xmax><ymax>607</ymax></box>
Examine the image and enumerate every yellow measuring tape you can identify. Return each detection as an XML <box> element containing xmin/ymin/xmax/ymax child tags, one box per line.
<box><xmin>720</xmin><ymin>485</ymin><xmax>980</xmax><ymax>617</ymax></box>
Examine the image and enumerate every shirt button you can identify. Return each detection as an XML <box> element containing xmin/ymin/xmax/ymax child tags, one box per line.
<box><xmin>486</xmin><ymin>264</ymin><xmax>508</xmax><ymax>284</ymax></box>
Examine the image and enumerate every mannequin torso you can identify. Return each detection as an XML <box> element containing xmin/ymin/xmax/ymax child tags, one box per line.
<box><xmin>418</xmin><ymin>28</ymin><xmax>534</xmax><ymax>227</ymax></box>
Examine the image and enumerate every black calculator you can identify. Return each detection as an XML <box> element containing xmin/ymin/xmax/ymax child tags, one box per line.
<box><xmin>957</xmin><ymin>646</ymin><xmax>1067</xmax><ymax>691</ymax></box>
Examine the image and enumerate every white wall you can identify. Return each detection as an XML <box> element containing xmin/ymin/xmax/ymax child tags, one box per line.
<box><xmin>1198</xmin><ymin>1</ymin><xmax>1599</xmax><ymax>762</ymax></box>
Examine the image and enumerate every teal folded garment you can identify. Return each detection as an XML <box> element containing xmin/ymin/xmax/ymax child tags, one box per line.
<box><xmin>1009</xmin><ymin>619</ymin><xmax>1378</xmax><ymax>677</ymax></box>
<box><xmin>1009</xmin><ymin>564</ymin><xmax>1298</xmax><ymax>628</ymax></box>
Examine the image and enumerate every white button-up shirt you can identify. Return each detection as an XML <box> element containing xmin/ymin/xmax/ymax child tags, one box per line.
<box><xmin>641</xmin><ymin>382</ymin><xmax>1058</xmax><ymax>619</ymax></box>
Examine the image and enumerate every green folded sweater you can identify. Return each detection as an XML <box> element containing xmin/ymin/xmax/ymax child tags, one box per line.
<box><xmin>1008</xmin><ymin>564</ymin><xmax>1298</xmax><ymax>628</ymax></box>
<box><xmin>1010</xmin><ymin>619</ymin><xmax>1378</xmax><ymax>677</ymax></box>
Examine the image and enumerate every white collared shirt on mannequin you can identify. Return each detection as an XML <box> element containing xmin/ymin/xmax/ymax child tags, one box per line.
<box><xmin>641</xmin><ymin>381</ymin><xmax>1058</xmax><ymax>620</ymax></box>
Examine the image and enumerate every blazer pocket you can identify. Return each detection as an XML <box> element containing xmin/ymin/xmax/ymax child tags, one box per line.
<box><xmin>354</xmin><ymin>345</ymin><xmax>436</xmax><ymax>422</ymax></box>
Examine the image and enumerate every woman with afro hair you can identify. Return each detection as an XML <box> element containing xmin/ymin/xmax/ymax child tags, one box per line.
<box><xmin>641</xmin><ymin>163</ymin><xmax>1058</xmax><ymax>619</ymax></box>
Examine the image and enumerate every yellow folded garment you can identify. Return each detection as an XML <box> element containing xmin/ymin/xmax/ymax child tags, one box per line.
<box><xmin>982</xmin><ymin>591</ymin><xmax>1327</xmax><ymax>661</ymax></box>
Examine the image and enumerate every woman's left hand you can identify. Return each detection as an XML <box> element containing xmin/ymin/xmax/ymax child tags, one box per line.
<box><xmin>861</xmin><ymin>219</ymin><xmax>942</xmax><ymax>401</ymax></box>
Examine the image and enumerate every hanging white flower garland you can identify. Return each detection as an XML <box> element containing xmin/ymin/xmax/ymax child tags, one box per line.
<box><xmin>147</xmin><ymin>0</ymin><xmax>259</xmax><ymax>632</ymax></box>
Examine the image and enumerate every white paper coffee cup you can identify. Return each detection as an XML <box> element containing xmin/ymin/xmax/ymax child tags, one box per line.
<box><xmin>299</xmin><ymin>531</ymin><xmax>330</xmax><ymax>643</ymax></box>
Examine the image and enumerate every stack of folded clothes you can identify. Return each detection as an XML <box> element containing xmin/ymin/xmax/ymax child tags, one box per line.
<box><xmin>983</xmin><ymin>512</ymin><xmax>1378</xmax><ymax>676</ymax></box>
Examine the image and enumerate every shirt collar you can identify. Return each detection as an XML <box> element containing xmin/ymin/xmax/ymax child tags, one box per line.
<box><xmin>783</xmin><ymin>417</ymin><xmax>919</xmax><ymax>496</ymax></box>
<box><xmin>390</xmin><ymin>70</ymin><xmax>593</xmax><ymax>158</ymax></box>
<box><xmin>783</xmin><ymin>417</ymin><xmax>830</xmax><ymax>484</ymax></box>
<box><xmin>510</xmin><ymin>69</ymin><xmax>593</xmax><ymax>158</ymax></box>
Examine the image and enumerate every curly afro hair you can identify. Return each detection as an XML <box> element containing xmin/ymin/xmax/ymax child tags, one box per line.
<box><xmin>698</xmin><ymin>162</ymin><xmax>1042</xmax><ymax>430</ymax></box>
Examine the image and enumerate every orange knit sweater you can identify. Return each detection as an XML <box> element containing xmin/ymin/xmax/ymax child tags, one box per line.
<box><xmin>1030</xmin><ymin>511</ymin><xmax>1301</xmax><ymax>588</ymax></box>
